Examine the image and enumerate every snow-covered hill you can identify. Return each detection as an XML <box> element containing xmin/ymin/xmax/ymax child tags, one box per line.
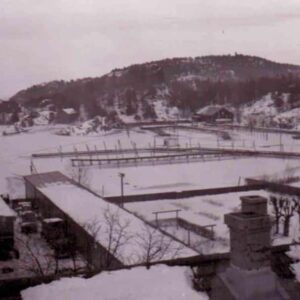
<box><xmin>2</xmin><ymin>54</ymin><xmax>300</xmax><ymax>125</ymax></box>
<box><xmin>242</xmin><ymin>93</ymin><xmax>300</xmax><ymax>130</ymax></box>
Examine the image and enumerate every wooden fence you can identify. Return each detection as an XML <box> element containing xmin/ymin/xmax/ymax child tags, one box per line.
<box><xmin>70</xmin><ymin>151</ymin><xmax>236</xmax><ymax>168</ymax></box>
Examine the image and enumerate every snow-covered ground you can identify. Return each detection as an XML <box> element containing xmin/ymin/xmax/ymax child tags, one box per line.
<box><xmin>21</xmin><ymin>265</ymin><xmax>208</xmax><ymax>300</ymax></box>
<box><xmin>0</xmin><ymin>126</ymin><xmax>156</xmax><ymax>193</ymax></box>
<box><xmin>1</xmin><ymin>125</ymin><xmax>299</xmax><ymax>198</ymax></box>
<box><xmin>125</xmin><ymin>190</ymin><xmax>296</xmax><ymax>254</ymax></box>
<box><xmin>174</xmin><ymin>126</ymin><xmax>300</xmax><ymax>153</ymax></box>
<box><xmin>87</xmin><ymin>157</ymin><xmax>299</xmax><ymax>197</ymax></box>
<box><xmin>1</xmin><ymin>124</ymin><xmax>300</xmax><ymax>298</ymax></box>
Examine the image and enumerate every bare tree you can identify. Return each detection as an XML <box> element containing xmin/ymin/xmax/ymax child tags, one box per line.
<box><xmin>102</xmin><ymin>207</ymin><xmax>132</xmax><ymax>268</ymax></box>
<box><xmin>270</xmin><ymin>195</ymin><xmax>282</xmax><ymax>234</ymax></box>
<box><xmin>135</xmin><ymin>224</ymin><xmax>184</xmax><ymax>268</ymax></box>
<box><xmin>18</xmin><ymin>231</ymin><xmax>84</xmax><ymax>276</ymax></box>
<box><xmin>18</xmin><ymin>235</ymin><xmax>58</xmax><ymax>276</ymax></box>
<box><xmin>269</xmin><ymin>195</ymin><xmax>298</xmax><ymax>236</ymax></box>
<box><xmin>295</xmin><ymin>198</ymin><xmax>300</xmax><ymax>233</ymax></box>
<box><xmin>82</xmin><ymin>217</ymin><xmax>102</xmax><ymax>271</ymax></box>
<box><xmin>82</xmin><ymin>206</ymin><xmax>132</xmax><ymax>270</ymax></box>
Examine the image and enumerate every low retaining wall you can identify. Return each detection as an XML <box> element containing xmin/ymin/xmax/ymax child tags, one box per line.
<box><xmin>155</xmin><ymin>217</ymin><xmax>215</xmax><ymax>240</ymax></box>
<box><xmin>245</xmin><ymin>178</ymin><xmax>300</xmax><ymax>196</ymax></box>
<box><xmin>104</xmin><ymin>184</ymin><xmax>264</xmax><ymax>204</ymax></box>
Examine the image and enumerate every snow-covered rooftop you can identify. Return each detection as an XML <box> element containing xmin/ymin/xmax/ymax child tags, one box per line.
<box><xmin>21</xmin><ymin>265</ymin><xmax>208</xmax><ymax>300</ymax></box>
<box><xmin>0</xmin><ymin>198</ymin><xmax>16</xmax><ymax>217</ymax></box>
<box><xmin>25</xmin><ymin>172</ymin><xmax>197</xmax><ymax>265</ymax></box>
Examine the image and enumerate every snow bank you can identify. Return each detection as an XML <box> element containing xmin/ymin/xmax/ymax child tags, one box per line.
<box><xmin>21</xmin><ymin>265</ymin><xmax>207</xmax><ymax>300</ymax></box>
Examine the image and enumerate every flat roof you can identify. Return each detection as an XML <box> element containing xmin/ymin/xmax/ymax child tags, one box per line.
<box><xmin>30</xmin><ymin>172</ymin><xmax>197</xmax><ymax>265</ymax></box>
<box><xmin>24</xmin><ymin>171</ymin><xmax>71</xmax><ymax>188</ymax></box>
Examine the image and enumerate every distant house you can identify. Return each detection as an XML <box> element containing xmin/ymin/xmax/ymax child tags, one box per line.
<box><xmin>56</xmin><ymin>108</ymin><xmax>78</xmax><ymax>124</ymax></box>
<box><xmin>193</xmin><ymin>105</ymin><xmax>234</xmax><ymax>123</ymax></box>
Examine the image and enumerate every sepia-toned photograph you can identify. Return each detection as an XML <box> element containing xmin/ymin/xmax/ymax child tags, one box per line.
<box><xmin>1</xmin><ymin>1</ymin><xmax>300</xmax><ymax>299</ymax></box>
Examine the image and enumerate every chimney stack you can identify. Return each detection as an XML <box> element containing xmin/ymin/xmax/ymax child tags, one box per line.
<box><xmin>225</xmin><ymin>195</ymin><xmax>271</xmax><ymax>270</ymax></box>
<box><xmin>211</xmin><ymin>195</ymin><xmax>290</xmax><ymax>300</ymax></box>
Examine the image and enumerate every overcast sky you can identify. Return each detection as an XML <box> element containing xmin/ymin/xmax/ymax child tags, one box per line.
<box><xmin>1</xmin><ymin>0</ymin><xmax>300</xmax><ymax>98</ymax></box>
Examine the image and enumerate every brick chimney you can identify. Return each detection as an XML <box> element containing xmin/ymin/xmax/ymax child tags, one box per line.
<box><xmin>211</xmin><ymin>195</ymin><xmax>290</xmax><ymax>300</ymax></box>
<box><xmin>225</xmin><ymin>195</ymin><xmax>271</xmax><ymax>270</ymax></box>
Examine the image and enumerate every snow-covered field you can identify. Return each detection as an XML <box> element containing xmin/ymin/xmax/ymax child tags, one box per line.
<box><xmin>87</xmin><ymin>157</ymin><xmax>299</xmax><ymax>197</ymax></box>
<box><xmin>1</xmin><ymin>124</ymin><xmax>300</xmax><ymax>298</ymax></box>
<box><xmin>1</xmin><ymin>125</ymin><xmax>300</xmax><ymax>198</ymax></box>
<box><xmin>21</xmin><ymin>265</ymin><xmax>208</xmax><ymax>300</ymax></box>
<box><xmin>0</xmin><ymin>126</ymin><xmax>155</xmax><ymax>193</ymax></box>
<box><xmin>174</xmin><ymin>126</ymin><xmax>300</xmax><ymax>153</ymax></box>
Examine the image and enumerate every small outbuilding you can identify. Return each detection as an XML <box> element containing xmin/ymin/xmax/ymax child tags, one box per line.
<box><xmin>193</xmin><ymin>105</ymin><xmax>234</xmax><ymax>123</ymax></box>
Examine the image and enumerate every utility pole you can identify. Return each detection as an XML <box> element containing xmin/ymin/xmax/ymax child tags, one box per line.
<box><xmin>279</xmin><ymin>120</ymin><xmax>283</xmax><ymax>152</ymax></box>
<box><xmin>30</xmin><ymin>159</ymin><xmax>34</xmax><ymax>174</ymax></box>
<box><xmin>119</xmin><ymin>172</ymin><xmax>125</xmax><ymax>208</ymax></box>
